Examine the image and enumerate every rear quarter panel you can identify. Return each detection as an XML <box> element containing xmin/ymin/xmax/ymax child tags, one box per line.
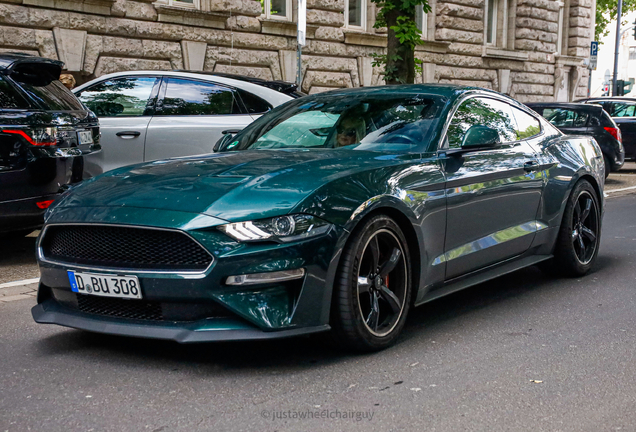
<box><xmin>534</xmin><ymin>133</ymin><xmax>604</xmax><ymax>231</ymax></box>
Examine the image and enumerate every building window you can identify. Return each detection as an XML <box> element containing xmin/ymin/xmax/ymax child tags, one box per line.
<box><xmin>484</xmin><ymin>0</ymin><xmax>513</xmax><ymax>49</ymax></box>
<box><xmin>556</xmin><ymin>1</ymin><xmax>565</xmax><ymax>55</ymax></box>
<box><xmin>262</xmin><ymin>0</ymin><xmax>292</xmax><ymax>20</ymax></box>
<box><xmin>485</xmin><ymin>0</ymin><xmax>498</xmax><ymax>45</ymax></box>
<box><xmin>166</xmin><ymin>0</ymin><xmax>199</xmax><ymax>8</ymax></box>
<box><xmin>345</xmin><ymin>0</ymin><xmax>367</xmax><ymax>30</ymax></box>
<box><xmin>630</xmin><ymin>47</ymin><xmax>636</xmax><ymax>60</ymax></box>
<box><xmin>415</xmin><ymin>5</ymin><xmax>428</xmax><ymax>40</ymax></box>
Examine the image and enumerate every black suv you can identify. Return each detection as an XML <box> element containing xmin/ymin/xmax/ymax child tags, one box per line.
<box><xmin>0</xmin><ymin>53</ymin><xmax>100</xmax><ymax>236</ymax></box>
<box><xmin>576</xmin><ymin>98</ymin><xmax>636</xmax><ymax>162</ymax></box>
<box><xmin>525</xmin><ymin>102</ymin><xmax>625</xmax><ymax>177</ymax></box>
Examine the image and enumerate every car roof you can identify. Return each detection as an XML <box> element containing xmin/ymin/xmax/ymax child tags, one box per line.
<box><xmin>525</xmin><ymin>102</ymin><xmax>603</xmax><ymax>112</ymax></box>
<box><xmin>578</xmin><ymin>97</ymin><xmax>636</xmax><ymax>103</ymax></box>
<box><xmin>72</xmin><ymin>70</ymin><xmax>294</xmax><ymax>107</ymax></box>
<box><xmin>301</xmin><ymin>84</ymin><xmax>537</xmax><ymax>111</ymax></box>
<box><xmin>302</xmin><ymin>83</ymin><xmax>486</xmax><ymax>99</ymax></box>
<box><xmin>172</xmin><ymin>70</ymin><xmax>304</xmax><ymax>97</ymax></box>
<box><xmin>0</xmin><ymin>52</ymin><xmax>64</xmax><ymax>73</ymax></box>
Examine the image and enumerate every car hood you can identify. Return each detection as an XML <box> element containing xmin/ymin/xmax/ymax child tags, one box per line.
<box><xmin>56</xmin><ymin>149</ymin><xmax>408</xmax><ymax>222</ymax></box>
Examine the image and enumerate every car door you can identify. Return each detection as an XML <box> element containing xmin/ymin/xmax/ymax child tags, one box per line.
<box><xmin>144</xmin><ymin>77</ymin><xmax>254</xmax><ymax>162</ymax></box>
<box><xmin>607</xmin><ymin>101</ymin><xmax>636</xmax><ymax>159</ymax></box>
<box><xmin>75</xmin><ymin>76</ymin><xmax>160</xmax><ymax>177</ymax></box>
<box><xmin>441</xmin><ymin>96</ymin><xmax>544</xmax><ymax>280</ymax></box>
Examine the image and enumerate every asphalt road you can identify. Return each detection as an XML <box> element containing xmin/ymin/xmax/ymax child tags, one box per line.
<box><xmin>1</xmin><ymin>195</ymin><xmax>636</xmax><ymax>432</ymax></box>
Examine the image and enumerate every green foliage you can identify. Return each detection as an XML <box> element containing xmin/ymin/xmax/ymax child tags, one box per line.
<box><xmin>595</xmin><ymin>0</ymin><xmax>636</xmax><ymax>42</ymax></box>
<box><xmin>371</xmin><ymin>0</ymin><xmax>431</xmax><ymax>84</ymax></box>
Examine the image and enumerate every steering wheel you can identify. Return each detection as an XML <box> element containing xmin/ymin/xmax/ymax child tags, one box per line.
<box><xmin>385</xmin><ymin>134</ymin><xmax>418</xmax><ymax>145</ymax></box>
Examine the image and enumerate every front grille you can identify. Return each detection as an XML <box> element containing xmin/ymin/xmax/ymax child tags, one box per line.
<box><xmin>73</xmin><ymin>293</ymin><xmax>234</xmax><ymax>322</ymax></box>
<box><xmin>77</xmin><ymin>294</ymin><xmax>163</xmax><ymax>321</ymax></box>
<box><xmin>41</xmin><ymin>225</ymin><xmax>212</xmax><ymax>271</ymax></box>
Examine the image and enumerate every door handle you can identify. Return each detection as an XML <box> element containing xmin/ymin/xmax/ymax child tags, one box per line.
<box><xmin>116</xmin><ymin>131</ymin><xmax>141</xmax><ymax>138</ymax></box>
<box><xmin>523</xmin><ymin>160</ymin><xmax>539</xmax><ymax>172</ymax></box>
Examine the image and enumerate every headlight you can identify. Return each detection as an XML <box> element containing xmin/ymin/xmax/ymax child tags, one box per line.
<box><xmin>218</xmin><ymin>214</ymin><xmax>331</xmax><ymax>243</ymax></box>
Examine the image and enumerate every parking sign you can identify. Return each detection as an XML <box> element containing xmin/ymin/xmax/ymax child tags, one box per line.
<box><xmin>590</xmin><ymin>41</ymin><xmax>598</xmax><ymax>70</ymax></box>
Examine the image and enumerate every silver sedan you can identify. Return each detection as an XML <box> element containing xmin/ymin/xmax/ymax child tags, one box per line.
<box><xmin>73</xmin><ymin>71</ymin><xmax>297</xmax><ymax>178</ymax></box>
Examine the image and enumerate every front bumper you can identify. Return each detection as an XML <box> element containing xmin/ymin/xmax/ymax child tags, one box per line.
<box><xmin>32</xmin><ymin>295</ymin><xmax>329</xmax><ymax>343</ymax></box>
<box><xmin>33</xmin><ymin>209</ymin><xmax>343</xmax><ymax>342</ymax></box>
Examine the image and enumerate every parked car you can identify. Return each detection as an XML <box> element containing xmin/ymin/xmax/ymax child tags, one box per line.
<box><xmin>577</xmin><ymin>97</ymin><xmax>636</xmax><ymax>162</ymax></box>
<box><xmin>525</xmin><ymin>102</ymin><xmax>624</xmax><ymax>177</ymax></box>
<box><xmin>0</xmin><ymin>53</ymin><xmax>100</xmax><ymax>237</ymax></box>
<box><xmin>33</xmin><ymin>85</ymin><xmax>604</xmax><ymax>351</ymax></box>
<box><xmin>73</xmin><ymin>71</ymin><xmax>299</xmax><ymax>178</ymax></box>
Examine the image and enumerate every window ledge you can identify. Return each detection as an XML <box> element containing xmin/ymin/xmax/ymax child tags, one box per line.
<box><xmin>154</xmin><ymin>4</ymin><xmax>227</xmax><ymax>28</ymax></box>
<box><xmin>482</xmin><ymin>47</ymin><xmax>529</xmax><ymax>61</ymax></box>
<box><xmin>555</xmin><ymin>55</ymin><xmax>586</xmax><ymax>67</ymax></box>
<box><xmin>22</xmin><ymin>0</ymin><xmax>116</xmax><ymax>15</ymax></box>
<box><xmin>261</xmin><ymin>19</ymin><xmax>297</xmax><ymax>36</ymax></box>
<box><xmin>415</xmin><ymin>41</ymin><xmax>450</xmax><ymax>54</ymax></box>
<box><xmin>344</xmin><ymin>31</ymin><xmax>386</xmax><ymax>47</ymax></box>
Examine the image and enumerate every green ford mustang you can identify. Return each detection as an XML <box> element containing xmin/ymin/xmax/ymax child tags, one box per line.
<box><xmin>32</xmin><ymin>85</ymin><xmax>605</xmax><ymax>351</ymax></box>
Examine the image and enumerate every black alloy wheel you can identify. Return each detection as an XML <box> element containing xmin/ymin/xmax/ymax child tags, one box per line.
<box><xmin>551</xmin><ymin>179</ymin><xmax>601</xmax><ymax>276</ymax></box>
<box><xmin>331</xmin><ymin>215</ymin><xmax>411</xmax><ymax>351</ymax></box>
<box><xmin>571</xmin><ymin>190</ymin><xmax>600</xmax><ymax>265</ymax></box>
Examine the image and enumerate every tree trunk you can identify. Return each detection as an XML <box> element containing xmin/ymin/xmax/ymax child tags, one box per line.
<box><xmin>385</xmin><ymin>8</ymin><xmax>416</xmax><ymax>85</ymax></box>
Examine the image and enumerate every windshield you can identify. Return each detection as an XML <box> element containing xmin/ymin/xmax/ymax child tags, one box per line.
<box><xmin>13</xmin><ymin>78</ymin><xmax>85</xmax><ymax>111</ymax></box>
<box><xmin>225</xmin><ymin>94</ymin><xmax>445</xmax><ymax>152</ymax></box>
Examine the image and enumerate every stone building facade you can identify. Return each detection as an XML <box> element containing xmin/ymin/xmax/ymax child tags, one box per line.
<box><xmin>0</xmin><ymin>0</ymin><xmax>595</xmax><ymax>102</ymax></box>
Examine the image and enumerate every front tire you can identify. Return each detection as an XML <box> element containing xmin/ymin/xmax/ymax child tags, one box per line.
<box><xmin>330</xmin><ymin>215</ymin><xmax>412</xmax><ymax>352</ymax></box>
<box><xmin>551</xmin><ymin>179</ymin><xmax>601</xmax><ymax>276</ymax></box>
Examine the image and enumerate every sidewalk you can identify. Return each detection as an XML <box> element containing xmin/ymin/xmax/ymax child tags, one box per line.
<box><xmin>0</xmin><ymin>279</ymin><xmax>38</xmax><ymax>303</ymax></box>
<box><xmin>605</xmin><ymin>162</ymin><xmax>636</xmax><ymax>197</ymax></box>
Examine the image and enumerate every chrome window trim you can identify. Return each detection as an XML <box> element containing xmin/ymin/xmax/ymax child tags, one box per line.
<box><xmin>38</xmin><ymin>222</ymin><xmax>215</xmax><ymax>276</ymax></box>
<box><xmin>438</xmin><ymin>91</ymin><xmax>546</xmax><ymax>151</ymax></box>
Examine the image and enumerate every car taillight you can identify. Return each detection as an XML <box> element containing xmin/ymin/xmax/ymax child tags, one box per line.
<box><xmin>604</xmin><ymin>126</ymin><xmax>622</xmax><ymax>143</ymax></box>
<box><xmin>1</xmin><ymin>127</ymin><xmax>58</xmax><ymax>146</ymax></box>
<box><xmin>36</xmin><ymin>200</ymin><xmax>54</xmax><ymax>209</ymax></box>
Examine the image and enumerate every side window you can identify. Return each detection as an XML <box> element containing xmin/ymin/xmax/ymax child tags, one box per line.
<box><xmin>159</xmin><ymin>78</ymin><xmax>242</xmax><ymax>116</ymax></box>
<box><xmin>597</xmin><ymin>102</ymin><xmax>615</xmax><ymax>116</ymax></box>
<box><xmin>542</xmin><ymin>108</ymin><xmax>588</xmax><ymax>128</ymax></box>
<box><xmin>77</xmin><ymin>77</ymin><xmax>157</xmax><ymax>117</ymax></box>
<box><xmin>511</xmin><ymin>107</ymin><xmax>542</xmax><ymax>139</ymax></box>
<box><xmin>237</xmin><ymin>89</ymin><xmax>272</xmax><ymax>114</ymax></box>
<box><xmin>589</xmin><ymin>114</ymin><xmax>601</xmax><ymax>126</ymax></box>
<box><xmin>0</xmin><ymin>76</ymin><xmax>30</xmax><ymax>109</ymax></box>
<box><xmin>447</xmin><ymin>97</ymin><xmax>517</xmax><ymax>148</ymax></box>
<box><xmin>612</xmin><ymin>102</ymin><xmax>636</xmax><ymax>117</ymax></box>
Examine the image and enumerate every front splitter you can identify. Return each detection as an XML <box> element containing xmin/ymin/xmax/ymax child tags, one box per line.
<box><xmin>32</xmin><ymin>300</ymin><xmax>330</xmax><ymax>343</ymax></box>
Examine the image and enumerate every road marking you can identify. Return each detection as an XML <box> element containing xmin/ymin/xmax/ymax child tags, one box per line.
<box><xmin>606</xmin><ymin>185</ymin><xmax>636</xmax><ymax>194</ymax></box>
<box><xmin>0</xmin><ymin>278</ymin><xmax>40</xmax><ymax>289</ymax></box>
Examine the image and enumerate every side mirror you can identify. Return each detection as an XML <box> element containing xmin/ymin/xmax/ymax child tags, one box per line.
<box><xmin>213</xmin><ymin>129</ymin><xmax>241</xmax><ymax>152</ymax></box>
<box><xmin>461</xmin><ymin>125</ymin><xmax>501</xmax><ymax>149</ymax></box>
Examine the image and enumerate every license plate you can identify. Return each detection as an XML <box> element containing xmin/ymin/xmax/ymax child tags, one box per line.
<box><xmin>78</xmin><ymin>130</ymin><xmax>93</xmax><ymax>145</ymax></box>
<box><xmin>67</xmin><ymin>271</ymin><xmax>142</xmax><ymax>299</ymax></box>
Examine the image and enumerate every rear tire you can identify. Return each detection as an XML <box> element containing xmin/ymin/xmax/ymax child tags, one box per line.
<box><xmin>330</xmin><ymin>215</ymin><xmax>412</xmax><ymax>352</ymax></box>
<box><xmin>550</xmin><ymin>179</ymin><xmax>601</xmax><ymax>277</ymax></box>
<box><xmin>603</xmin><ymin>154</ymin><xmax>611</xmax><ymax>178</ymax></box>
